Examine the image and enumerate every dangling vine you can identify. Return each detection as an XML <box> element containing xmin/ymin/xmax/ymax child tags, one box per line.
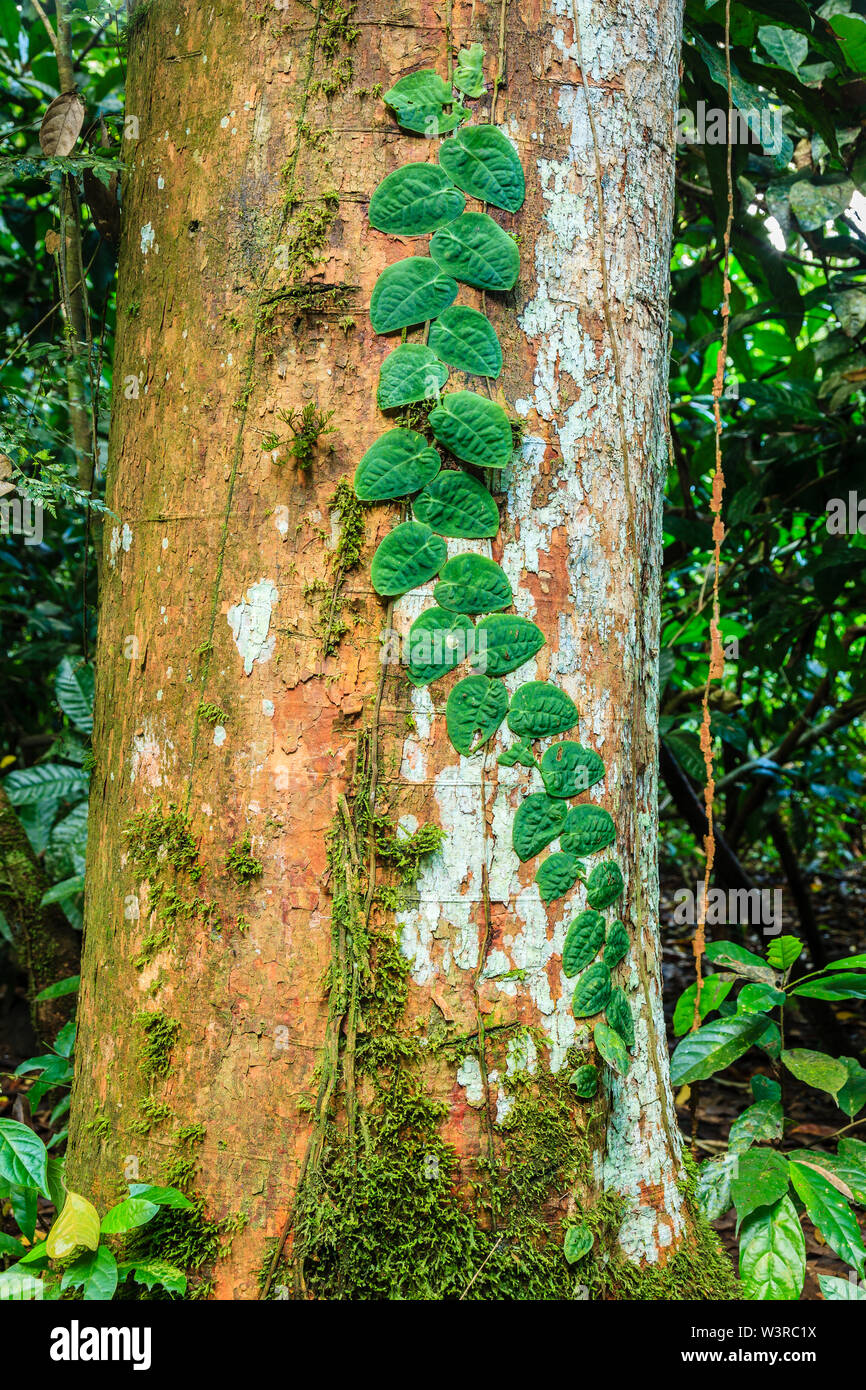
<box><xmin>357</xmin><ymin>60</ymin><xmax>635</xmax><ymax>1127</ymax></box>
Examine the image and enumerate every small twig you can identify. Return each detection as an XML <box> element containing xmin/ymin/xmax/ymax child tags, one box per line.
<box><xmin>459</xmin><ymin>1235</ymin><xmax>504</xmax><ymax>1300</ymax></box>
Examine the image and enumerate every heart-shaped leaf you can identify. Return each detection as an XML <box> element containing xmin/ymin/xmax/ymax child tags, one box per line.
<box><xmin>506</xmin><ymin>682</ymin><xmax>578</xmax><ymax>738</ymax></box>
<box><xmin>568</xmin><ymin>1064</ymin><xmax>599</xmax><ymax>1098</ymax></box>
<box><xmin>413</xmin><ymin>470</ymin><xmax>500</xmax><ymax>538</ymax></box>
<box><xmin>434</xmin><ymin>553</ymin><xmax>512</xmax><ymax>613</ymax></box>
<box><xmin>369</xmin><ymin>163</ymin><xmax>466</xmax><ymax>234</ymax></box>
<box><xmin>376</xmin><ymin>345</ymin><xmax>449</xmax><ymax>411</ymax></box>
<box><xmin>560</xmin><ymin>804</ymin><xmax>615</xmax><ymax>856</ymax></box>
<box><xmin>535</xmin><ymin>852</ymin><xmax>581</xmax><ymax>904</ymax></box>
<box><xmin>370</xmin><ymin>521</ymin><xmax>447</xmax><ymax>595</ymax></box>
<box><xmin>603</xmin><ymin>919</ymin><xmax>630</xmax><ymax>969</ymax></box>
<box><xmin>453</xmin><ymin>43</ymin><xmax>486</xmax><ymax>98</ymax></box>
<box><xmin>594</xmin><ymin>1020</ymin><xmax>629</xmax><ymax>1074</ymax></box>
<box><xmin>540</xmin><ymin>742</ymin><xmax>604</xmax><ymax>798</ymax></box>
<box><xmin>430</xmin><ymin>212</ymin><xmax>519</xmax><ymax>290</ymax></box>
<box><xmin>46</xmin><ymin>1191</ymin><xmax>100</xmax><ymax>1259</ymax></box>
<box><xmin>384</xmin><ymin>70</ymin><xmax>469</xmax><ymax>135</ymax></box>
<box><xmin>472</xmin><ymin>614</ymin><xmax>545</xmax><ymax>676</ymax></box>
<box><xmin>428</xmin><ymin>390</ymin><xmax>513</xmax><ymax>468</ymax></box>
<box><xmin>563</xmin><ymin>1223</ymin><xmax>593</xmax><ymax>1263</ymax></box>
<box><xmin>512</xmin><ymin>793</ymin><xmax>566</xmax><ymax>861</ymax></box>
<box><xmin>606</xmin><ymin>987</ymin><xmax>634</xmax><ymax>1049</ymax></box>
<box><xmin>571</xmin><ymin>962</ymin><xmax>612</xmax><ymax>1019</ymax></box>
<box><xmin>370</xmin><ymin>258</ymin><xmax>458</xmax><ymax>334</ymax></box>
<box><xmin>445</xmin><ymin>674</ymin><xmax>508</xmax><ymax>755</ymax></box>
<box><xmin>563</xmin><ymin>910</ymin><xmax>605</xmax><ymax>976</ymax></box>
<box><xmin>439</xmin><ymin>125</ymin><xmax>525</xmax><ymax>211</ymax></box>
<box><xmin>497</xmin><ymin>738</ymin><xmax>536</xmax><ymax>768</ymax></box>
<box><xmin>585</xmin><ymin>860</ymin><xmax>623</xmax><ymax>910</ymax></box>
<box><xmin>406</xmin><ymin>607</ymin><xmax>474</xmax><ymax>685</ymax></box>
<box><xmin>355</xmin><ymin>428</ymin><xmax>441</xmax><ymax>500</ymax></box>
<box><xmin>428</xmin><ymin>305</ymin><xmax>502</xmax><ymax>377</ymax></box>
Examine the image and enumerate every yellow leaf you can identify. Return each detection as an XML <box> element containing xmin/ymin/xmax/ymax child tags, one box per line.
<box><xmin>675</xmin><ymin>1084</ymin><xmax>691</xmax><ymax>1106</ymax></box>
<box><xmin>0</xmin><ymin>755</ymin><xmax>16</xmax><ymax>770</ymax></box>
<box><xmin>46</xmin><ymin>1191</ymin><xmax>100</xmax><ymax>1259</ymax></box>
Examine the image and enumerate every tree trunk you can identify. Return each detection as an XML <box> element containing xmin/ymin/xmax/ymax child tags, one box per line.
<box><xmin>68</xmin><ymin>0</ymin><xmax>734</xmax><ymax>1299</ymax></box>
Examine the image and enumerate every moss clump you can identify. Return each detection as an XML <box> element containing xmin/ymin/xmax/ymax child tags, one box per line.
<box><xmin>137</xmin><ymin>1010</ymin><xmax>180</xmax><ymax>1079</ymax></box>
<box><xmin>123</xmin><ymin>1186</ymin><xmax>247</xmax><ymax>1300</ymax></box>
<box><xmin>313</xmin><ymin>479</ymin><xmax>368</xmax><ymax>658</ymax></box>
<box><xmin>133</xmin><ymin>926</ymin><xmax>169</xmax><ymax>971</ymax></box>
<box><xmin>130</xmin><ymin>1098</ymin><xmax>173</xmax><ymax>1136</ymax></box>
<box><xmin>271</xmin><ymin>402</ymin><xmax>335</xmax><ymax>470</ymax></box>
<box><xmin>124</xmin><ymin>805</ymin><xmax>201</xmax><ymax>881</ymax></box>
<box><xmin>175</xmin><ymin>1123</ymin><xmax>206</xmax><ymax>1148</ymax></box>
<box><xmin>224</xmin><ymin>833</ymin><xmax>263</xmax><ymax>886</ymax></box>
<box><xmin>84</xmin><ymin>1114</ymin><xmax>111</xmax><ymax>1141</ymax></box>
<box><xmin>197</xmin><ymin>700</ymin><xmax>228</xmax><ymax>726</ymax></box>
<box><xmin>317</xmin><ymin>0</ymin><xmax>359</xmax><ymax>97</ymax></box>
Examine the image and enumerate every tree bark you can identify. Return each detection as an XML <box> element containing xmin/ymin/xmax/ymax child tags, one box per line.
<box><xmin>68</xmin><ymin>0</ymin><xmax>723</xmax><ymax>1300</ymax></box>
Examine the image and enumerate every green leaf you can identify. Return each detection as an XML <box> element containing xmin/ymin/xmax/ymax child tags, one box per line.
<box><xmin>55</xmin><ymin>657</ymin><xmax>93</xmax><ymax>734</ymax></box>
<box><xmin>0</xmin><ymin>1232</ymin><xmax>26</xmax><ymax>1259</ymax></box>
<box><xmin>791</xmin><ymin>972</ymin><xmax>866</xmax><ymax>1001</ymax></box>
<box><xmin>828</xmin><ymin>12</ymin><xmax>866</xmax><ymax>72</ymax></box>
<box><xmin>605</xmin><ymin>987</ymin><xmax>634</xmax><ymax>1048</ymax></box>
<box><xmin>705</xmin><ymin>940</ymin><xmax>777</xmax><ymax>984</ymax></box>
<box><xmin>563</xmin><ymin>910</ymin><xmax>606</xmax><ymax>977</ymax></box>
<box><xmin>593</xmin><ymin>1019</ymin><xmax>629</xmax><ymax>1073</ymax></box>
<box><xmin>757</xmin><ymin>24</ymin><xmax>808</xmax><ymax>75</ymax></box>
<box><xmin>837</xmin><ymin>1057</ymin><xmax>866</xmax><ymax>1119</ymax></box>
<box><xmin>453</xmin><ymin>43</ymin><xmax>486</xmax><ymax>98</ymax></box>
<box><xmin>429</xmin><ymin>212</ymin><xmax>519</xmax><ymax>290</ymax></box>
<box><xmin>585</xmin><ymin>860</ymin><xmax>623</xmax><ymax>911</ymax></box>
<box><xmin>497</xmin><ymin>738</ymin><xmax>536</xmax><ymax>768</ymax></box>
<box><xmin>789</xmin><ymin>1161</ymin><xmax>866</xmax><ymax>1274</ymax></box>
<box><xmin>428</xmin><ymin>305</ymin><xmax>502</xmax><ymax>377</ymax></box>
<box><xmin>384</xmin><ymin>70</ymin><xmax>469</xmax><ymax>135</ymax></box>
<box><xmin>571</xmin><ymin>962</ymin><xmax>612</xmax><ymax>1019</ymax></box>
<box><xmin>732</xmin><ymin>1148</ymin><xmax>791</xmax><ymax>1227</ymax></box>
<box><xmin>818</xmin><ymin>1273</ymin><xmax>866</xmax><ymax>1300</ymax></box>
<box><xmin>369</xmin><ymin>163</ymin><xmax>466</xmax><ymax>235</ymax></box>
<box><xmin>767</xmin><ymin>935</ymin><xmax>802</xmax><ymax>971</ymax></box>
<box><xmin>33</xmin><ymin>973</ymin><xmax>80</xmax><ymax>1001</ymax></box>
<box><xmin>729</xmin><ymin>1099</ymin><xmax>784</xmax><ymax>1153</ymax></box>
<box><xmin>737</xmin><ymin>982</ymin><xmax>787</xmax><ymax>1013</ymax></box>
<box><xmin>439</xmin><ymin>125</ymin><xmax>525</xmax><ymax>211</ymax></box>
<box><xmin>46</xmin><ymin>1191</ymin><xmax>100</xmax><ymax>1258</ymax></box>
<box><xmin>117</xmin><ymin>1257</ymin><xmax>188</xmax><ymax>1296</ymax></box>
<box><xmin>355</xmin><ymin>428</ymin><xmax>441</xmax><ymax>500</ymax></box>
<box><xmin>369</xmin><ymin>258</ymin><xmax>458</xmax><ymax>335</ymax></box>
<box><xmin>672</xmin><ymin>974</ymin><xmax>734</xmax><ymax>1036</ymax></box>
<box><xmin>568</xmin><ymin>1064</ymin><xmax>598</xmax><ymax>1098</ymax></box>
<box><xmin>0</xmin><ymin>1120</ymin><xmax>49</xmax><ymax>1197</ymax></box>
<box><xmin>100</xmin><ymin>1197</ymin><xmax>161</xmax><ymax>1234</ymax></box>
<box><xmin>413</xmin><ymin>470</ymin><xmax>500</xmax><ymax>538</ymax></box>
<box><xmin>472</xmin><ymin>614</ymin><xmax>545</xmax><ymax>677</ymax></box>
<box><xmin>61</xmin><ymin>1246</ymin><xmax>118</xmax><ymax>1301</ymax></box>
<box><xmin>603</xmin><ymin>919</ymin><xmax>630</xmax><ymax>970</ymax></box>
<box><xmin>434</xmin><ymin>553</ymin><xmax>512</xmax><ymax>614</ymax></box>
<box><xmin>512</xmin><ymin>792</ymin><xmax>566</xmax><ymax>862</ymax></box>
<box><xmin>128</xmin><ymin>1183</ymin><xmax>195</xmax><ymax>1209</ymax></box>
<box><xmin>663</xmin><ymin>729</ymin><xmax>706</xmax><ymax>781</ymax></box>
<box><xmin>563</xmin><ymin>1223</ymin><xmax>593</xmax><ymax>1263</ymax></box>
<box><xmin>445</xmin><ymin>674</ymin><xmax>508</xmax><ymax>755</ymax></box>
<box><xmin>560</xmin><ymin>804</ymin><xmax>615</xmax><ymax>857</ymax></box>
<box><xmin>370</xmin><ymin>521</ymin><xmax>447</xmax><ymax>596</ymax></box>
<box><xmin>826</xmin><ymin>954</ymin><xmax>866</xmax><ymax>971</ymax></box>
<box><xmin>3</xmin><ymin>763</ymin><xmax>88</xmax><ymax>805</ymax></box>
<box><xmin>751</xmin><ymin>1074</ymin><xmax>781</xmax><ymax>1102</ymax></box>
<box><xmin>428</xmin><ymin>390</ymin><xmax>513</xmax><ymax>468</ymax></box>
<box><xmin>376</xmin><ymin>346</ymin><xmax>449</xmax><ymax>411</ymax></box>
<box><xmin>781</xmin><ymin>1048</ymin><xmax>849</xmax><ymax>1097</ymax></box>
<box><xmin>739</xmin><ymin>1195</ymin><xmax>805</xmax><ymax>1301</ymax></box>
<box><xmin>540</xmin><ymin>742</ymin><xmax>604</xmax><ymax>798</ymax></box>
<box><xmin>406</xmin><ymin>608</ymin><xmax>474</xmax><ymax>685</ymax></box>
<box><xmin>40</xmin><ymin>877</ymin><xmax>85</xmax><ymax>907</ymax></box>
<box><xmin>696</xmin><ymin>1154</ymin><xmax>737</xmax><ymax>1222</ymax></box>
<box><xmin>535</xmin><ymin>852</ymin><xmax>581</xmax><ymax>905</ymax></box>
<box><xmin>669</xmin><ymin>1014</ymin><xmax>769</xmax><ymax>1085</ymax></box>
<box><xmin>788</xmin><ymin>178</ymin><xmax>855</xmax><ymax>231</ymax></box>
<box><xmin>506</xmin><ymin>682</ymin><xmax>577</xmax><ymax>738</ymax></box>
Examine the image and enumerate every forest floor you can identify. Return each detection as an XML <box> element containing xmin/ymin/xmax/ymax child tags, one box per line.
<box><xmin>1</xmin><ymin>870</ymin><xmax>864</xmax><ymax>1299</ymax></box>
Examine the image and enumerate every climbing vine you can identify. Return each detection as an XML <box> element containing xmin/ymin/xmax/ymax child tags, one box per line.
<box><xmin>353</xmin><ymin>54</ymin><xmax>638</xmax><ymax>1265</ymax></box>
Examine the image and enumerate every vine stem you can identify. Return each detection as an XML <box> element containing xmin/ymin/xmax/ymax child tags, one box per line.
<box><xmin>692</xmin><ymin>0</ymin><xmax>733</xmax><ymax>1036</ymax></box>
